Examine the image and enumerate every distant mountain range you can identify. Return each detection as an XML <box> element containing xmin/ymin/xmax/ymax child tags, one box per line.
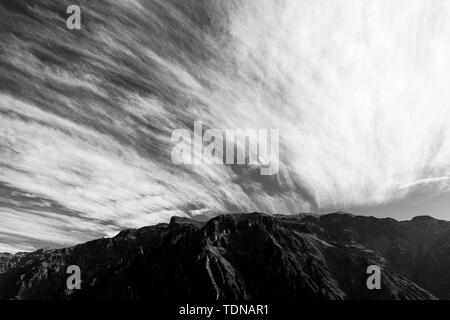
<box><xmin>1</xmin><ymin>212</ymin><xmax>449</xmax><ymax>300</ymax></box>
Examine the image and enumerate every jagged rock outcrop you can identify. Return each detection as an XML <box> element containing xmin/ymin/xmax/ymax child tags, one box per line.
<box><xmin>0</xmin><ymin>212</ymin><xmax>449</xmax><ymax>300</ymax></box>
<box><xmin>0</xmin><ymin>253</ymin><xmax>23</xmax><ymax>274</ymax></box>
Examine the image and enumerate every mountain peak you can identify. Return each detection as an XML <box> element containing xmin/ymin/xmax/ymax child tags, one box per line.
<box><xmin>410</xmin><ymin>215</ymin><xmax>437</xmax><ymax>222</ymax></box>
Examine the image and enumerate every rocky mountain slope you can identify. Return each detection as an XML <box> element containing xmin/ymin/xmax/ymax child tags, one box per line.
<box><xmin>0</xmin><ymin>212</ymin><xmax>449</xmax><ymax>300</ymax></box>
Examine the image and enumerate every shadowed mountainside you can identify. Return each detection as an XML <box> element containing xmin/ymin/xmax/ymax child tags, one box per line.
<box><xmin>1</xmin><ymin>212</ymin><xmax>449</xmax><ymax>300</ymax></box>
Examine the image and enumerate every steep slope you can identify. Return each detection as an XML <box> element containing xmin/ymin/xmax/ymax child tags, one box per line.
<box><xmin>0</xmin><ymin>212</ymin><xmax>448</xmax><ymax>300</ymax></box>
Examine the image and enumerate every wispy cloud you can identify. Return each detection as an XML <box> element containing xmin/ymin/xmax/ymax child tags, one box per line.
<box><xmin>399</xmin><ymin>176</ymin><xmax>450</xmax><ymax>191</ymax></box>
<box><xmin>1</xmin><ymin>0</ymin><xmax>450</xmax><ymax>252</ymax></box>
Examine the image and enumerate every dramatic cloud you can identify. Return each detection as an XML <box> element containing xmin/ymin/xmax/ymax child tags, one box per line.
<box><xmin>1</xmin><ymin>0</ymin><xmax>450</xmax><ymax>252</ymax></box>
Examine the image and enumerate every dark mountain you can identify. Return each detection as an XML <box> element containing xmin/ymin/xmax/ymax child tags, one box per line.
<box><xmin>0</xmin><ymin>212</ymin><xmax>449</xmax><ymax>300</ymax></box>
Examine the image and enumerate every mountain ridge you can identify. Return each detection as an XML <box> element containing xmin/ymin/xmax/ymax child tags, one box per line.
<box><xmin>0</xmin><ymin>212</ymin><xmax>449</xmax><ymax>300</ymax></box>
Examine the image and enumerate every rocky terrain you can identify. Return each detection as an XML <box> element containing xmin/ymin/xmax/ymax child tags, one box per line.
<box><xmin>0</xmin><ymin>212</ymin><xmax>449</xmax><ymax>300</ymax></box>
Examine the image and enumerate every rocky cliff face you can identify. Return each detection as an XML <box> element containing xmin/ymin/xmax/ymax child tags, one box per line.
<box><xmin>0</xmin><ymin>253</ymin><xmax>23</xmax><ymax>274</ymax></box>
<box><xmin>0</xmin><ymin>212</ymin><xmax>449</xmax><ymax>300</ymax></box>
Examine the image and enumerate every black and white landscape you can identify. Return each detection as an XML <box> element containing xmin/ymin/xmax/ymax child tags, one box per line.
<box><xmin>1</xmin><ymin>0</ymin><xmax>450</xmax><ymax>301</ymax></box>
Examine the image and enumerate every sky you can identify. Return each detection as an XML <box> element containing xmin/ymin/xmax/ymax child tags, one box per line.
<box><xmin>0</xmin><ymin>0</ymin><xmax>450</xmax><ymax>253</ymax></box>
